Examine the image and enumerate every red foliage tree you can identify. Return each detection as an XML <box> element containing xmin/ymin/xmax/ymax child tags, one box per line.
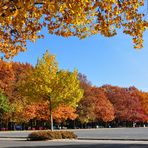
<box><xmin>77</xmin><ymin>86</ymin><xmax>115</xmax><ymax>123</ymax></box>
<box><xmin>91</xmin><ymin>87</ymin><xmax>115</xmax><ymax>122</ymax></box>
<box><xmin>102</xmin><ymin>85</ymin><xmax>148</xmax><ymax>122</ymax></box>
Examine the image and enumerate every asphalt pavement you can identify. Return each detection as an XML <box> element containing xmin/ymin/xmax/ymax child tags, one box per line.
<box><xmin>0</xmin><ymin>128</ymin><xmax>148</xmax><ymax>140</ymax></box>
<box><xmin>1</xmin><ymin>128</ymin><xmax>148</xmax><ymax>148</ymax></box>
<box><xmin>73</xmin><ymin>128</ymin><xmax>148</xmax><ymax>140</ymax></box>
<box><xmin>1</xmin><ymin>140</ymin><xmax>148</xmax><ymax>148</ymax></box>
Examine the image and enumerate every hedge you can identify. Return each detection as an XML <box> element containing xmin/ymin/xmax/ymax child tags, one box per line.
<box><xmin>27</xmin><ymin>131</ymin><xmax>77</xmax><ymax>141</ymax></box>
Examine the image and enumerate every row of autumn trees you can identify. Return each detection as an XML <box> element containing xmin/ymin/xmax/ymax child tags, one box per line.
<box><xmin>1</xmin><ymin>51</ymin><xmax>148</xmax><ymax>130</ymax></box>
<box><xmin>78</xmin><ymin>79</ymin><xmax>148</xmax><ymax>127</ymax></box>
<box><xmin>0</xmin><ymin>51</ymin><xmax>83</xmax><ymax>130</ymax></box>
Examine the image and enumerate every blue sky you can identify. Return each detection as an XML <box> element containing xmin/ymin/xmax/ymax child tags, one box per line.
<box><xmin>12</xmin><ymin>28</ymin><xmax>148</xmax><ymax>92</ymax></box>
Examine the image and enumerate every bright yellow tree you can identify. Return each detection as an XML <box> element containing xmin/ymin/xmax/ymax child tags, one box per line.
<box><xmin>18</xmin><ymin>51</ymin><xmax>83</xmax><ymax>130</ymax></box>
<box><xmin>0</xmin><ymin>0</ymin><xmax>148</xmax><ymax>58</ymax></box>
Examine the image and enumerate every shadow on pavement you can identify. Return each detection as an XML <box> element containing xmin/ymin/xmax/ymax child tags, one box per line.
<box><xmin>5</xmin><ymin>144</ymin><xmax>148</xmax><ymax>148</ymax></box>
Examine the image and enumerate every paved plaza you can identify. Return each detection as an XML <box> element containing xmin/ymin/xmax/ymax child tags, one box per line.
<box><xmin>0</xmin><ymin>128</ymin><xmax>148</xmax><ymax>140</ymax></box>
<box><xmin>1</xmin><ymin>140</ymin><xmax>148</xmax><ymax>148</ymax></box>
<box><xmin>73</xmin><ymin>127</ymin><xmax>148</xmax><ymax>140</ymax></box>
<box><xmin>1</xmin><ymin>128</ymin><xmax>148</xmax><ymax>147</ymax></box>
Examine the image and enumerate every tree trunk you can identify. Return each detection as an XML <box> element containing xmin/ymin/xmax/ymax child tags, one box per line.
<box><xmin>49</xmin><ymin>99</ymin><xmax>53</xmax><ymax>131</ymax></box>
<box><xmin>50</xmin><ymin>112</ymin><xmax>53</xmax><ymax>131</ymax></box>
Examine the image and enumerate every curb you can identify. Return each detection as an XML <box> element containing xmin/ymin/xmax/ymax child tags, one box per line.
<box><xmin>0</xmin><ymin>137</ymin><xmax>27</xmax><ymax>141</ymax></box>
<box><xmin>78</xmin><ymin>138</ymin><xmax>148</xmax><ymax>141</ymax></box>
<box><xmin>0</xmin><ymin>137</ymin><xmax>148</xmax><ymax>141</ymax></box>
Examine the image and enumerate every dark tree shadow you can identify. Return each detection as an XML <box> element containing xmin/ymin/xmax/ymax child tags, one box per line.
<box><xmin>5</xmin><ymin>144</ymin><xmax>148</xmax><ymax>148</ymax></box>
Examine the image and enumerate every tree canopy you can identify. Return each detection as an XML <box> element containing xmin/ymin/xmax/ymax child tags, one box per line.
<box><xmin>0</xmin><ymin>90</ymin><xmax>10</xmax><ymax>119</ymax></box>
<box><xmin>0</xmin><ymin>0</ymin><xmax>148</xmax><ymax>58</ymax></box>
<box><xmin>18</xmin><ymin>51</ymin><xmax>83</xmax><ymax>130</ymax></box>
<box><xmin>1</xmin><ymin>58</ymin><xmax>148</xmax><ymax>128</ymax></box>
<box><xmin>18</xmin><ymin>51</ymin><xmax>83</xmax><ymax>108</ymax></box>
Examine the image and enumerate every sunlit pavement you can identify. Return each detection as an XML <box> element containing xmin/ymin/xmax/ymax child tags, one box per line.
<box><xmin>1</xmin><ymin>128</ymin><xmax>148</xmax><ymax>140</ymax></box>
<box><xmin>1</xmin><ymin>139</ymin><xmax>148</xmax><ymax>148</ymax></box>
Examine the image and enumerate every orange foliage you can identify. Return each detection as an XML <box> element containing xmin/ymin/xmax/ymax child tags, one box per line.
<box><xmin>138</xmin><ymin>91</ymin><xmax>148</xmax><ymax>117</ymax></box>
<box><xmin>53</xmin><ymin>105</ymin><xmax>78</xmax><ymax>123</ymax></box>
<box><xmin>23</xmin><ymin>101</ymin><xmax>77</xmax><ymax>123</ymax></box>
<box><xmin>0</xmin><ymin>1</ymin><xmax>147</xmax><ymax>58</ymax></box>
<box><xmin>0</xmin><ymin>59</ymin><xmax>14</xmax><ymax>97</ymax></box>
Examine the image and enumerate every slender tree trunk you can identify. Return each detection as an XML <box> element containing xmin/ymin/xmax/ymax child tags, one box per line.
<box><xmin>49</xmin><ymin>99</ymin><xmax>53</xmax><ymax>131</ymax></box>
<box><xmin>50</xmin><ymin>112</ymin><xmax>53</xmax><ymax>131</ymax></box>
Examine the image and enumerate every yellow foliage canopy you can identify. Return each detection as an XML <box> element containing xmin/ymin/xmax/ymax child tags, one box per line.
<box><xmin>0</xmin><ymin>0</ymin><xmax>148</xmax><ymax>58</ymax></box>
<box><xmin>18</xmin><ymin>51</ymin><xmax>83</xmax><ymax>109</ymax></box>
